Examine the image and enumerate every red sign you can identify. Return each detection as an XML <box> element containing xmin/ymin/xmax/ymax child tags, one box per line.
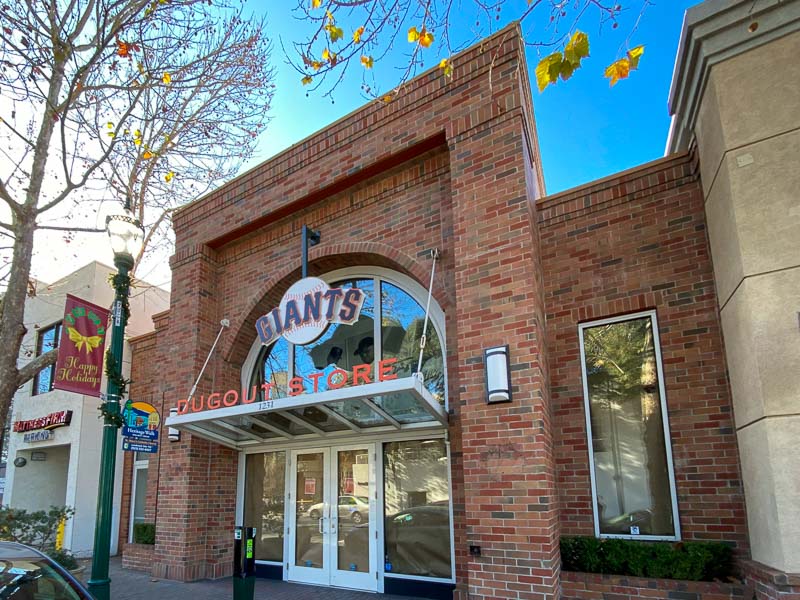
<box><xmin>176</xmin><ymin>358</ymin><xmax>398</xmax><ymax>415</ymax></box>
<box><xmin>13</xmin><ymin>410</ymin><xmax>73</xmax><ymax>432</ymax></box>
<box><xmin>53</xmin><ymin>294</ymin><xmax>109</xmax><ymax>397</ymax></box>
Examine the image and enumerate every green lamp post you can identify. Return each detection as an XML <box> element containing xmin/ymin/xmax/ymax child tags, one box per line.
<box><xmin>87</xmin><ymin>203</ymin><xmax>144</xmax><ymax>600</ymax></box>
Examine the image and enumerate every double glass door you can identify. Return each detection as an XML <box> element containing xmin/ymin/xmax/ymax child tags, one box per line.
<box><xmin>288</xmin><ymin>444</ymin><xmax>376</xmax><ymax>590</ymax></box>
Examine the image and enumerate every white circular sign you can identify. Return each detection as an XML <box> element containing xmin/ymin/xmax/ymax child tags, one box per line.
<box><xmin>279</xmin><ymin>277</ymin><xmax>331</xmax><ymax>345</ymax></box>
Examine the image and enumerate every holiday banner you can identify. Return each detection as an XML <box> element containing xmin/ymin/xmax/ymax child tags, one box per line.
<box><xmin>53</xmin><ymin>294</ymin><xmax>109</xmax><ymax>397</ymax></box>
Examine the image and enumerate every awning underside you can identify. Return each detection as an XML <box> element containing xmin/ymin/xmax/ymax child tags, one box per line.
<box><xmin>164</xmin><ymin>377</ymin><xmax>447</xmax><ymax>449</ymax></box>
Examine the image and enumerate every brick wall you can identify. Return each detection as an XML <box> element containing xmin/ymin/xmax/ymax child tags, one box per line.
<box><xmin>538</xmin><ymin>152</ymin><xmax>749</xmax><ymax>554</ymax></box>
<box><xmin>562</xmin><ymin>571</ymin><xmax>752</xmax><ymax>600</ymax></box>
<box><xmin>134</xmin><ymin>22</ymin><xmax>560</xmax><ymax>599</ymax></box>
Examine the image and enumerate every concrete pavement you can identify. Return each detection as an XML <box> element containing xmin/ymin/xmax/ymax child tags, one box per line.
<box><xmin>82</xmin><ymin>558</ymin><xmax>426</xmax><ymax>600</ymax></box>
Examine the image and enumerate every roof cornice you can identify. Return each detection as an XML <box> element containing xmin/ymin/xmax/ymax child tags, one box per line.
<box><xmin>666</xmin><ymin>0</ymin><xmax>800</xmax><ymax>154</ymax></box>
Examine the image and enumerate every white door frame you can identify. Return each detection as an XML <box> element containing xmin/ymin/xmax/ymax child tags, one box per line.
<box><xmin>285</xmin><ymin>444</ymin><xmax>377</xmax><ymax>591</ymax></box>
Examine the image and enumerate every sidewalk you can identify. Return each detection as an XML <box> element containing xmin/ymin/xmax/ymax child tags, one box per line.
<box><xmin>82</xmin><ymin>558</ymin><xmax>426</xmax><ymax>600</ymax></box>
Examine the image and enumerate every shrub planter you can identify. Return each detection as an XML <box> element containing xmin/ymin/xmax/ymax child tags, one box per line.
<box><xmin>562</xmin><ymin>571</ymin><xmax>753</xmax><ymax>600</ymax></box>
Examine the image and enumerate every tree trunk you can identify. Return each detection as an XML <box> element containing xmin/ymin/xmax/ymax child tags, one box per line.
<box><xmin>0</xmin><ymin>216</ymin><xmax>38</xmax><ymax>432</ymax></box>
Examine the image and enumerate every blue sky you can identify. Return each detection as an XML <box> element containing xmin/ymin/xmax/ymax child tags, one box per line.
<box><xmin>248</xmin><ymin>1</ymin><xmax>700</xmax><ymax>195</ymax></box>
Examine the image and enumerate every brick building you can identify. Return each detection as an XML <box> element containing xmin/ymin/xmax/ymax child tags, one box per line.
<box><xmin>117</xmin><ymin>1</ymin><xmax>799</xmax><ymax>599</ymax></box>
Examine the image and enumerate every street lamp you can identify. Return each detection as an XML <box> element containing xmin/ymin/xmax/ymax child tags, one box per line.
<box><xmin>87</xmin><ymin>202</ymin><xmax>144</xmax><ymax>600</ymax></box>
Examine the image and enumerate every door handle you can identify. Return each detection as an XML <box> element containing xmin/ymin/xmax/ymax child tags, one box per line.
<box><xmin>318</xmin><ymin>517</ymin><xmax>324</xmax><ymax>534</ymax></box>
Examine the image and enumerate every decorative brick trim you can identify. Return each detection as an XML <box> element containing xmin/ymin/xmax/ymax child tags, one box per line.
<box><xmin>220</xmin><ymin>240</ymin><xmax>446</xmax><ymax>364</ymax></box>
<box><xmin>121</xmin><ymin>543</ymin><xmax>154</xmax><ymax>572</ymax></box>
<box><xmin>562</xmin><ymin>571</ymin><xmax>752</xmax><ymax>600</ymax></box>
<box><xmin>742</xmin><ymin>561</ymin><xmax>800</xmax><ymax>600</ymax></box>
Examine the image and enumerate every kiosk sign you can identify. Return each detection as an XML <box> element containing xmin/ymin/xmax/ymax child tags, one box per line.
<box><xmin>255</xmin><ymin>277</ymin><xmax>365</xmax><ymax>347</ymax></box>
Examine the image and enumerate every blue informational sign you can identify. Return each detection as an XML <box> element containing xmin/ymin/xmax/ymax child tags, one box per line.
<box><xmin>122</xmin><ymin>439</ymin><xmax>158</xmax><ymax>453</ymax></box>
<box><xmin>122</xmin><ymin>400</ymin><xmax>160</xmax><ymax>452</ymax></box>
<box><xmin>122</xmin><ymin>426</ymin><xmax>158</xmax><ymax>441</ymax></box>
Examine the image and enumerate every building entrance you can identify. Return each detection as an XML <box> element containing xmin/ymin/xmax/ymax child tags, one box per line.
<box><xmin>287</xmin><ymin>444</ymin><xmax>377</xmax><ymax>591</ymax></box>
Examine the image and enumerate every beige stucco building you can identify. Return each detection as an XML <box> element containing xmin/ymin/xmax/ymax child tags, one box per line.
<box><xmin>668</xmin><ymin>0</ymin><xmax>800</xmax><ymax>586</ymax></box>
<box><xmin>4</xmin><ymin>261</ymin><xmax>169</xmax><ymax>556</ymax></box>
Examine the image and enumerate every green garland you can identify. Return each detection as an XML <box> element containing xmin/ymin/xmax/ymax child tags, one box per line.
<box><xmin>108</xmin><ymin>272</ymin><xmax>132</xmax><ymax>329</ymax></box>
<box><xmin>99</xmin><ymin>352</ymin><xmax>131</xmax><ymax>428</ymax></box>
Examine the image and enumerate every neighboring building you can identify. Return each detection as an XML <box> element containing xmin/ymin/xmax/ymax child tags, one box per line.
<box><xmin>667</xmin><ymin>0</ymin><xmax>800</xmax><ymax>595</ymax></box>
<box><xmin>4</xmin><ymin>261</ymin><xmax>169</xmax><ymax>556</ymax></box>
<box><xmin>117</xmin><ymin>2</ymin><xmax>797</xmax><ymax>599</ymax></box>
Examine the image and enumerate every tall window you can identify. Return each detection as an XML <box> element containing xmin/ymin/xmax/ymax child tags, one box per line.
<box><xmin>244</xmin><ymin>452</ymin><xmax>286</xmax><ymax>562</ymax></box>
<box><xmin>251</xmin><ymin>272</ymin><xmax>446</xmax><ymax>407</ymax></box>
<box><xmin>32</xmin><ymin>322</ymin><xmax>61</xmax><ymax>396</ymax></box>
<box><xmin>129</xmin><ymin>453</ymin><xmax>149</xmax><ymax>542</ymax></box>
<box><xmin>383</xmin><ymin>439</ymin><xmax>452</xmax><ymax>579</ymax></box>
<box><xmin>579</xmin><ymin>311</ymin><xmax>679</xmax><ymax>540</ymax></box>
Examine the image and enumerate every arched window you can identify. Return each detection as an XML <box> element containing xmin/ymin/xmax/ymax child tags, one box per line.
<box><xmin>245</xmin><ymin>268</ymin><xmax>447</xmax><ymax>416</ymax></box>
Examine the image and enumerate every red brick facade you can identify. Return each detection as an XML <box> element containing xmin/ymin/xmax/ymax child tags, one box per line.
<box><xmin>538</xmin><ymin>153</ymin><xmax>749</xmax><ymax>555</ymax></box>
<box><xmin>121</xmin><ymin>23</ymin><xmax>752</xmax><ymax>600</ymax></box>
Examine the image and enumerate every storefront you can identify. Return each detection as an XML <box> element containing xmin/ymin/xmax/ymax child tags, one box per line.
<box><xmin>165</xmin><ymin>269</ymin><xmax>455</xmax><ymax>594</ymax></box>
<box><xmin>119</xmin><ymin>18</ymin><xmax>759</xmax><ymax>600</ymax></box>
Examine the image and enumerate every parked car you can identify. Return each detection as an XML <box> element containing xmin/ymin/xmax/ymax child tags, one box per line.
<box><xmin>0</xmin><ymin>541</ymin><xmax>92</xmax><ymax>599</ymax></box>
<box><xmin>307</xmin><ymin>495</ymin><xmax>370</xmax><ymax>523</ymax></box>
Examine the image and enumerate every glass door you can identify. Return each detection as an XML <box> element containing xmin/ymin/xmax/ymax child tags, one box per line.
<box><xmin>288</xmin><ymin>449</ymin><xmax>329</xmax><ymax>585</ymax></box>
<box><xmin>287</xmin><ymin>444</ymin><xmax>376</xmax><ymax>591</ymax></box>
<box><xmin>330</xmin><ymin>445</ymin><xmax>376</xmax><ymax>590</ymax></box>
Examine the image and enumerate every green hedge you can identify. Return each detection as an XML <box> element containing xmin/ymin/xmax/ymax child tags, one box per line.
<box><xmin>133</xmin><ymin>523</ymin><xmax>156</xmax><ymax>545</ymax></box>
<box><xmin>560</xmin><ymin>536</ymin><xmax>734</xmax><ymax>582</ymax></box>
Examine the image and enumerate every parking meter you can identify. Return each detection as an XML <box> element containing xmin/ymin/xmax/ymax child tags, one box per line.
<box><xmin>233</xmin><ymin>526</ymin><xmax>256</xmax><ymax>600</ymax></box>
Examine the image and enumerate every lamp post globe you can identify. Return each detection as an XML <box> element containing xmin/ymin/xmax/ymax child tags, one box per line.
<box><xmin>88</xmin><ymin>203</ymin><xmax>144</xmax><ymax>600</ymax></box>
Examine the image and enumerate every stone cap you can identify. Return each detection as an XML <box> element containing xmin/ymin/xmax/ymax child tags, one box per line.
<box><xmin>666</xmin><ymin>0</ymin><xmax>800</xmax><ymax>153</ymax></box>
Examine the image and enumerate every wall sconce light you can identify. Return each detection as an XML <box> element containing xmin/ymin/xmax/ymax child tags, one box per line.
<box><xmin>485</xmin><ymin>345</ymin><xmax>511</xmax><ymax>403</ymax></box>
<box><xmin>168</xmin><ymin>407</ymin><xmax>180</xmax><ymax>442</ymax></box>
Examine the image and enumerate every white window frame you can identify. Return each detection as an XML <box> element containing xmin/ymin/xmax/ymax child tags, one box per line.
<box><xmin>578</xmin><ymin>309</ymin><xmax>681</xmax><ymax>542</ymax></box>
<box><xmin>128</xmin><ymin>454</ymin><xmax>150</xmax><ymax>543</ymax></box>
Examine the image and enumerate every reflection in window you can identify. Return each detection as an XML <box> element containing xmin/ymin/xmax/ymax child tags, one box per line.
<box><xmin>244</xmin><ymin>452</ymin><xmax>286</xmax><ymax>561</ymax></box>
<box><xmin>381</xmin><ymin>282</ymin><xmax>444</xmax><ymax>404</ymax></box>
<box><xmin>384</xmin><ymin>440</ymin><xmax>452</xmax><ymax>579</ymax></box>
<box><xmin>581</xmin><ymin>314</ymin><xmax>676</xmax><ymax>537</ymax></box>
<box><xmin>253</xmin><ymin>273</ymin><xmax>447</xmax><ymax>408</ymax></box>
<box><xmin>33</xmin><ymin>322</ymin><xmax>61</xmax><ymax>396</ymax></box>
<box><xmin>294</xmin><ymin>279</ymin><xmax>375</xmax><ymax>390</ymax></box>
<box><xmin>255</xmin><ymin>338</ymin><xmax>289</xmax><ymax>399</ymax></box>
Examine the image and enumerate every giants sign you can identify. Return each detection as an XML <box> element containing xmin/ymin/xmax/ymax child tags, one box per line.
<box><xmin>255</xmin><ymin>277</ymin><xmax>365</xmax><ymax>347</ymax></box>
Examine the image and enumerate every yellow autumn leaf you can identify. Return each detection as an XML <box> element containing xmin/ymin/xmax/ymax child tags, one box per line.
<box><xmin>322</xmin><ymin>48</ymin><xmax>336</xmax><ymax>64</ymax></box>
<box><xmin>564</xmin><ymin>31</ymin><xmax>589</xmax><ymax>67</ymax></box>
<box><xmin>162</xmin><ymin>72</ymin><xmax>171</xmax><ymax>85</ymax></box>
<box><xmin>627</xmin><ymin>45</ymin><xmax>645</xmax><ymax>69</ymax></box>
<box><xmin>439</xmin><ymin>58</ymin><xmax>452</xmax><ymax>77</ymax></box>
<box><xmin>134</xmin><ymin>138</ymin><xmax>142</xmax><ymax>146</ymax></box>
<box><xmin>407</xmin><ymin>26</ymin><xmax>419</xmax><ymax>43</ymax></box>
<box><xmin>327</xmin><ymin>25</ymin><xmax>343</xmax><ymax>42</ymax></box>
<box><xmin>311</xmin><ymin>61</ymin><xmax>323</xmax><ymax>71</ymax></box>
<box><xmin>311</xmin><ymin>0</ymin><xmax>321</xmax><ymax>7</ymax></box>
<box><xmin>353</xmin><ymin>26</ymin><xmax>364</xmax><ymax>43</ymax></box>
<box><xmin>535</xmin><ymin>52</ymin><xmax>563</xmax><ymax>92</ymax></box>
<box><xmin>142</xmin><ymin>150</ymin><xmax>154</xmax><ymax>159</ymax></box>
<box><xmin>301</xmin><ymin>75</ymin><xmax>313</xmax><ymax>85</ymax></box>
<box><xmin>107</xmin><ymin>132</ymin><xmax>116</xmax><ymax>138</ymax></box>
<box><xmin>165</xmin><ymin>171</ymin><xmax>174</xmax><ymax>183</ymax></box>
<box><xmin>106</xmin><ymin>122</ymin><xmax>114</xmax><ymax>129</ymax></box>
<box><xmin>137</xmin><ymin>61</ymin><xmax>145</xmax><ymax>74</ymax></box>
<box><xmin>325</xmin><ymin>9</ymin><xmax>334</xmax><ymax>22</ymax></box>
<box><xmin>604</xmin><ymin>57</ymin><xmax>631</xmax><ymax>86</ymax></box>
<box><xmin>419</xmin><ymin>30</ymin><xmax>434</xmax><ymax>48</ymax></box>
<box><xmin>382</xmin><ymin>94</ymin><xmax>393</xmax><ymax>103</ymax></box>
<box><xmin>360</xmin><ymin>55</ymin><xmax>373</xmax><ymax>69</ymax></box>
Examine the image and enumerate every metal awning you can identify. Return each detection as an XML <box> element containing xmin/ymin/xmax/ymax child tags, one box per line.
<box><xmin>164</xmin><ymin>376</ymin><xmax>447</xmax><ymax>450</ymax></box>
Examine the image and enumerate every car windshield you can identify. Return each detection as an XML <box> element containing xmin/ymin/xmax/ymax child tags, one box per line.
<box><xmin>0</xmin><ymin>556</ymin><xmax>83</xmax><ymax>599</ymax></box>
<box><xmin>355</xmin><ymin>496</ymin><xmax>369</xmax><ymax>504</ymax></box>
